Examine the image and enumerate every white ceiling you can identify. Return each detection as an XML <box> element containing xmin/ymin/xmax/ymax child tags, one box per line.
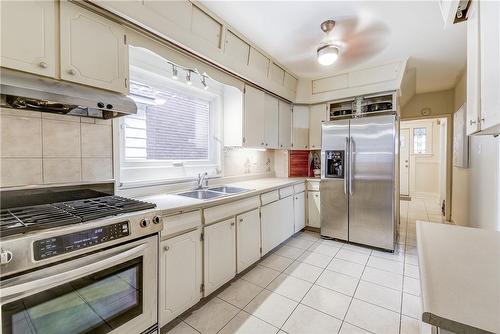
<box><xmin>201</xmin><ymin>1</ymin><xmax>466</xmax><ymax>93</ymax></box>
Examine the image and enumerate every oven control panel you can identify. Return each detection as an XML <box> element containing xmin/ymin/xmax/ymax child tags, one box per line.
<box><xmin>33</xmin><ymin>222</ymin><xmax>130</xmax><ymax>260</ymax></box>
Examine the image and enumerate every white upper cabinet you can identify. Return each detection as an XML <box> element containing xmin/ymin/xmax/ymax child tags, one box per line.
<box><xmin>159</xmin><ymin>229</ymin><xmax>202</xmax><ymax>327</ymax></box>
<box><xmin>467</xmin><ymin>0</ymin><xmax>500</xmax><ymax>135</ymax></box>
<box><xmin>244</xmin><ymin>85</ymin><xmax>266</xmax><ymax>148</ymax></box>
<box><xmin>236</xmin><ymin>209</ymin><xmax>261</xmax><ymax>273</ymax></box>
<box><xmin>0</xmin><ymin>1</ymin><xmax>56</xmax><ymax>77</ymax></box>
<box><xmin>264</xmin><ymin>94</ymin><xmax>279</xmax><ymax>148</ymax></box>
<box><xmin>292</xmin><ymin>105</ymin><xmax>309</xmax><ymax>150</ymax></box>
<box><xmin>309</xmin><ymin>104</ymin><xmax>327</xmax><ymax>149</ymax></box>
<box><xmin>225</xmin><ymin>30</ymin><xmax>250</xmax><ymax>66</ymax></box>
<box><xmin>278</xmin><ymin>100</ymin><xmax>292</xmax><ymax>149</ymax></box>
<box><xmin>60</xmin><ymin>1</ymin><xmax>128</xmax><ymax>94</ymax></box>
<box><xmin>191</xmin><ymin>5</ymin><xmax>223</xmax><ymax>49</ymax></box>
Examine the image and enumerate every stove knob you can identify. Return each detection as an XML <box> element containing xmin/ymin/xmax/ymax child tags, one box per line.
<box><xmin>0</xmin><ymin>249</ymin><xmax>13</xmax><ymax>265</ymax></box>
<box><xmin>152</xmin><ymin>216</ymin><xmax>161</xmax><ymax>224</ymax></box>
<box><xmin>140</xmin><ymin>218</ymin><xmax>150</xmax><ymax>228</ymax></box>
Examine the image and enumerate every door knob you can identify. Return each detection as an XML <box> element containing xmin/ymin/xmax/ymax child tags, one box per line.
<box><xmin>39</xmin><ymin>62</ymin><xmax>47</xmax><ymax>68</ymax></box>
<box><xmin>68</xmin><ymin>69</ymin><xmax>76</xmax><ymax>75</ymax></box>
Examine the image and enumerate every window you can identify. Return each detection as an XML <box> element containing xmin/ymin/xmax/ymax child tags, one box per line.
<box><xmin>413</xmin><ymin>127</ymin><xmax>427</xmax><ymax>154</ymax></box>
<box><xmin>119</xmin><ymin>47</ymin><xmax>222</xmax><ymax>186</ymax></box>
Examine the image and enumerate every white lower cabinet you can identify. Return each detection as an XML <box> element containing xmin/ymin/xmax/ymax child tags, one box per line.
<box><xmin>204</xmin><ymin>218</ymin><xmax>236</xmax><ymax>295</ymax></box>
<box><xmin>159</xmin><ymin>229</ymin><xmax>202</xmax><ymax>327</ymax></box>
<box><xmin>294</xmin><ymin>192</ymin><xmax>306</xmax><ymax>232</ymax></box>
<box><xmin>236</xmin><ymin>209</ymin><xmax>261</xmax><ymax>273</ymax></box>
<box><xmin>307</xmin><ymin>191</ymin><xmax>321</xmax><ymax>228</ymax></box>
<box><xmin>280</xmin><ymin>196</ymin><xmax>295</xmax><ymax>241</ymax></box>
<box><xmin>261</xmin><ymin>200</ymin><xmax>282</xmax><ymax>255</ymax></box>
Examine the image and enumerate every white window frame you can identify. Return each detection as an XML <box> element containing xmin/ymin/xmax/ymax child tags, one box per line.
<box><xmin>116</xmin><ymin>66</ymin><xmax>223</xmax><ymax>188</ymax></box>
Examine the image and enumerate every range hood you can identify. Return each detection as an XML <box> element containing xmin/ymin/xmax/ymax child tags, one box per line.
<box><xmin>0</xmin><ymin>68</ymin><xmax>137</xmax><ymax>119</ymax></box>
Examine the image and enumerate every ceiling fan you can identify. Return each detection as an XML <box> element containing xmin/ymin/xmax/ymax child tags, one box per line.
<box><xmin>316</xmin><ymin>18</ymin><xmax>389</xmax><ymax>67</ymax></box>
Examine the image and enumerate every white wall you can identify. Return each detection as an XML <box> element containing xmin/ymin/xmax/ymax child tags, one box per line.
<box><xmin>223</xmin><ymin>147</ymin><xmax>274</xmax><ymax>177</ymax></box>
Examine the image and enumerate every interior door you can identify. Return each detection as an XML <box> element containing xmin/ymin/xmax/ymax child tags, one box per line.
<box><xmin>349</xmin><ymin>115</ymin><xmax>395</xmax><ymax>250</ymax></box>
<box><xmin>400</xmin><ymin>128</ymin><xmax>410</xmax><ymax>196</ymax></box>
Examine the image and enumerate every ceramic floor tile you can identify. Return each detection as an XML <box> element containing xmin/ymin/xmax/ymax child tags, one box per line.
<box><xmin>335</xmin><ymin>249</ymin><xmax>369</xmax><ymax>265</ymax></box>
<box><xmin>339</xmin><ymin>322</ymin><xmax>373</xmax><ymax>334</ymax></box>
<box><xmin>243</xmin><ymin>290</ymin><xmax>298</xmax><ymax>328</ymax></box>
<box><xmin>400</xmin><ymin>315</ymin><xmax>419</xmax><ymax>334</ymax></box>
<box><xmin>184</xmin><ymin>298</ymin><xmax>239</xmax><ymax>334</ymax></box>
<box><xmin>316</xmin><ymin>270</ymin><xmax>360</xmax><ymax>296</ymax></box>
<box><xmin>241</xmin><ymin>265</ymin><xmax>281</xmax><ymax>288</ymax></box>
<box><xmin>354</xmin><ymin>280</ymin><xmax>402</xmax><ymax>312</ymax></box>
<box><xmin>402</xmin><ymin>292</ymin><xmax>422</xmax><ymax>319</ymax></box>
<box><xmin>403</xmin><ymin>276</ymin><xmax>421</xmax><ymax>296</ymax></box>
<box><xmin>326</xmin><ymin>258</ymin><xmax>365</xmax><ymax>278</ymax></box>
<box><xmin>282</xmin><ymin>304</ymin><xmax>342</xmax><ymax>334</ymax></box>
<box><xmin>260</xmin><ymin>254</ymin><xmax>294</xmax><ymax>272</ymax></box>
<box><xmin>273</xmin><ymin>245</ymin><xmax>305</xmax><ymax>260</ymax></box>
<box><xmin>405</xmin><ymin>254</ymin><xmax>419</xmax><ymax>266</ymax></box>
<box><xmin>218</xmin><ymin>311</ymin><xmax>279</xmax><ymax>334</ymax></box>
<box><xmin>371</xmin><ymin>247</ymin><xmax>405</xmax><ymax>263</ymax></box>
<box><xmin>286</xmin><ymin>237</ymin><xmax>316</xmax><ymax>250</ymax></box>
<box><xmin>284</xmin><ymin>261</ymin><xmax>324</xmax><ymax>283</ymax></box>
<box><xmin>266</xmin><ymin>273</ymin><xmax>313</xmax><ymax>302</ymax></box>
<box><xmin>297</xmin><ymin>250</ymin><xmax>333</xmax><ymax>268</ymax></box>
<box><xmin>301</xmin><ymin>285</ymin><xmax>352</xmax><ymax>320</ymax></box>
<box><xmin>366</xmin><ymin>256</ymin><xmax>404</xmax><ymax>274</ymax></box>
<box><xmin>316</xmin><ymin>238</ymin><xmax>346</xmax><ymax>248</ymax></box>
<box><xmin>218</xmin><ymin>279</ymin><xmax>264</xmax><ymax>308</ymax></box>
<box><xmin>342</xmin><ymin>244</ymin><xmax>373</xmax><ymax>255</ymax></box>
<box><xmin>404</xmin><ymin>263</ymin><xmax>420</xmax><ymax>279</ymax></box>
<box><xmin>345</xmin><ymin>299</ymin><xmax>400</xmax><ymax>334</ymax></box>
<box><xmin>361</xmin><ymin>266</ymin><xmax>403</xmax><ymax>291</ymax></box>
<box><xmin>308</xmin><ymin>242</ymin><xmax>341</xmax><ymax>257</ymax></box>
<box><xmin>166</xmin><ymin>321</ymin><xmax>199</xmax><ymax>334</ymax></box>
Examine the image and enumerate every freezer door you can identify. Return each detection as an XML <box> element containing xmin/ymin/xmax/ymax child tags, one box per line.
<box><xmin>348</xmin><ymin>115</ymin><xmax>396</xmax><ymax>250</ymax></box>
<box><xmin>320</xmin><ymin>121</ymin><xmax>349</xmax><ymax>240</ymax></box>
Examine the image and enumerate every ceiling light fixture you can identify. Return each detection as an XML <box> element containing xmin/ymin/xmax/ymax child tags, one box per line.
<box><xmin>317</xmin><ymin>20</ymin><xmax>339</xmax><ymax>66</ymax></box>
<box><xmin>172</xmin><ymin>65</ymin><xmax>178</xmax><ymax>80</ymax></box>
<box><xmin>201</xmin><ymin>76</ymin><xmax>209</xmax><ymax>90</ymax></box>
<box><xmin>186</xmin><ymin>70</ymin><xmax>192</xmax><ymax>86</ymax></box>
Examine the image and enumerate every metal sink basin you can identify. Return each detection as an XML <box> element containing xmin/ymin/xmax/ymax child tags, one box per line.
<box><xmin>177</xmin><ymin>190</ymin><xmax>226</xmax><ymax>200</ymax></box>
<box><xmin>208</xmin><ymin>186</ymin><xmax>251</xmax><ymax>194</ymax></box>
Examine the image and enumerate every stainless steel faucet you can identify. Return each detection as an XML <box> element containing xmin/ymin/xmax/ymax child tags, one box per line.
<box><xmin>196</xmin><ymin>172</ymin><xmax>209</xmax><ymax>190</ymax></box>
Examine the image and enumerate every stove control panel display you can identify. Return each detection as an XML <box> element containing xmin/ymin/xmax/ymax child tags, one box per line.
<box><xmin>33</xmin><ymin>222</ymin><xmax>130</xmax><ymax>260</ymax></box>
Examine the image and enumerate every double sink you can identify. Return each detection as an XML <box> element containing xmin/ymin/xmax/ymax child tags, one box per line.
<box><xmin>178</xmin><ymin>186</ymin><xmax>251</xmax><ymax>200</ymax></box>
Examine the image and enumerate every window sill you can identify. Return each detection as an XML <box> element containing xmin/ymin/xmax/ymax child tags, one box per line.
<box><xmin>118</xmin><ymin>174</ymin><xmax>222</xmax><ymax>190</ymax></box>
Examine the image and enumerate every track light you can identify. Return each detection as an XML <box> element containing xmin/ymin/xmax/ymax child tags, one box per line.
<box><xmin>202</xmin><ymin>76</ymin><xmax>209</xmax><ymax>90</ymax></box>
<box><xmin>186</xmin><ymin>70</ymin><xmax>192</xmax><ymax>86</ymax></box>
<box><xmin>172</xmin><ymin>65</ymin><xmax>178</xmax><ymax>80</ymax></box>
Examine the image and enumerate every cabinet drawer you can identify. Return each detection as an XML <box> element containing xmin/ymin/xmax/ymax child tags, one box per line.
<box><xmin>279</xmin><ymin>186</ymin><xmax>294</xmax><ymax>199</ymax></box>
<box><xmin>204</xmin><ymin>196</ymin><xmax>260</xmax><ymax>225</ymax></box>
<box><xmin>293</xmin><ymin>183</ymin><xmax>306</xmax><ymax>193</ymax></box>
<box><xmin>261</xmin><ymin>190</ymin><xmax>279</xmax><ymax>205</ymax></box>
<box><xmin>307</xmin><ymin>180</ymin><xmax>320</xmax><ymax>191</ymax></box>
<box><xmin>162</xmin><ymin>210</ymin><xmax>202</xmax><ymax>238</ymax></box>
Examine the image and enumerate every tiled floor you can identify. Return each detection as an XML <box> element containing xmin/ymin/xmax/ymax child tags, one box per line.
<box><xmin>167</xmin><ymin>198</ymin><xmax>445</xmax><ymax>334</ymax></box>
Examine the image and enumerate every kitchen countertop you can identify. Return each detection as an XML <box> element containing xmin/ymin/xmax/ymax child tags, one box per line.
<box><xmin>136</xmin><ymin>177</ymin><xmax>307</xmax><ymax>216</ymax></box>
<box><xmin>416</xmin><ymin>222</ymin><xmax>500</xmax><ymax>334</ymax></box>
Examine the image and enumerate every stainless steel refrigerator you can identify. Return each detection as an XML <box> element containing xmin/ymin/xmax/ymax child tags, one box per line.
<box><xmin>320</xmin><ymin>113</ymin><xmax>398</xmax><ymax>251</ymax></box>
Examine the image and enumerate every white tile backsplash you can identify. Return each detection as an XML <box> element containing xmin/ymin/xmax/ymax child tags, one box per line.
<box><xmin>0</xmin><ymin>108</ymin><xmax>113</xmax><ymax>188</ymax></box>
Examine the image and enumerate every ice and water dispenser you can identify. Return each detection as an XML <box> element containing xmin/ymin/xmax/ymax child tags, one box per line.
<box><xmin>325</xmin><ymin>150</ymin><xmax>344</xmax><ymax>178</ymax></box>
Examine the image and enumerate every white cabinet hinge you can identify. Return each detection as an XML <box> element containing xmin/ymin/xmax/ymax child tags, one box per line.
<box><xmin>200</xmin><ymin>233</ymin><xmax>204</xmax><ymax>241</ymax></box>
<box><xmin>124</xmin><ymin>34</ymin><xmax>127</xmax><ymax>45</ymax></box>
<box><xmin>259</xmin><ymin>211</ymin><xmax>262</xmax><ymax>218</ymax></box>
<box><xmin>200</xmin><ymin>283</ymin><xmax>205</xmax><ymax>293</ymax></box>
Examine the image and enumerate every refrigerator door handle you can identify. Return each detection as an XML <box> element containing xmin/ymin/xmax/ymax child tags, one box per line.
<box><xmin>344</xmin><ymin>137</ymin><xmax>349</xmax><ymax>195</ymax></box>
<box><xmin>349</xmin><ymin>136</ymin><xmax>354</xmax><ymax>196</ymax></box>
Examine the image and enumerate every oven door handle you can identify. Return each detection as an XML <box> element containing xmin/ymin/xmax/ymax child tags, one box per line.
<box><xmin>1</xmin><ymin>243</ymin><xmax>147</xmax><ymax>299</ymax></box>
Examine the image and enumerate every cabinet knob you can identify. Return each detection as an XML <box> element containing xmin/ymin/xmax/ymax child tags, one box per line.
<box><xmin>164</xmin><ymin>245</ymin><xmax>170</xmax><ymax>251</ymax></box>
<box><xmin>280</xmin><ymin>144</ymin><xmax>283</xmax><ymax>147</ymax></box>
<box><xmin>230</xmin><ymin>222</ymin><xmax>235</xmax><ymax>227</ymax></box>
<box><xmin>305</xmin><ymin>145</ymin><xmax>308</xmax><ymax>148</ymax></box>
<box><xmin>68</xmin><ymin>69</ymin><xmax>76</xmax><ymax>75</ymax></box>
<box><xmin>261</xmin><ymin>142</ymin><xmax>265</xmax><ymax>146</ymax></box>
<box><xmin>39</xmin><ymin>62</ymin><xmax>47</xmax><ymax>68</ymax></box>
<box><xmin>469</xmin><ymin>120</ymin><xmax>477</xmax><ymax>125</ymax></box>
<box><xmin>239</xmin><ymin>219</ymin><xmax>243</xmax><ymax>223</ymax></box>
<box><xmin>480</xmin><ymin>118</ymin><xmax>485</xmax><ymax>122</ymax></box>
<box><xmin>266</xmin><ymin>143</ymin><xmax>268</xmax><ymax>146</ymax></box>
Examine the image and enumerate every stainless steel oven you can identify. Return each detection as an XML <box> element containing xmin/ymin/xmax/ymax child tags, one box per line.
<box><xmin>0</xmin><ymin>235</ymin><xmax>158</xmax><ymax>334</ymax></box>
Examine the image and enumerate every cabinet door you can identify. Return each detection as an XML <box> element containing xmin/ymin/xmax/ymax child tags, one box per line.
<box><xmin>307</xmin><ymin>191</ymin><xmax>321</xmax><ymax>228</ymax></box>
<box><xmin>279</xmin><ymin>196</ymin><xmax>295</xmax><ymax>242</ymax></box>
<box><xmin>204</xmin><ymin>218</ymin><xmax>236</xmax><ymax>295</ymax></box>
<box><xmin>479</xmin><ymin>0</ymin><xmax>500</xmax><ymax>131</ymax></box>
<box><xmin>278</xmin><ymin>100</ymin><xmax>292</xmax><ymax>149</ymax></box>
<box><xmin>0</xmin><ymin>1</ymin><xmax>56</xmax><ymax>77</ymax></box>
<box><xmin>466</xmin><ymin>0</ymin><xmax>481</xmax><ymax>134</ymax></box>
<box><xmin>309</xmin><ymin>104</ymin><xmax>327</xmax><ymax>149</ymax></box>
<box><xmin>60</xmin><ymin>1</ymin><xmax>128</xmax><ymax>94</ymax></box>
<box><xmin>260</xmin><ymin>200</ymin><xmax>281</xmax><ymax>255</ymax></box>
<box><xmin>236</xmin><ymin>209</ymin><xmax>261</xmax><ymax>273</ymax></box>
<box><xmin>160</xmin><ymin>229</ymin><xmax>202</xmax><ymax>326</ymax></box>
<box><xmin>264</xmin><ymin>94</ymin><xmax>279</xmax><ymax>148</ymax></box>
<box><xmin>244</xmin><ymin>85</ymin><xmax>266</xmax><ymax>148</ymax></box>
<box><xmin>294</xmin><ymin>192</ymin><xmax>306</xmax><ymax>232</ymax></box>
<box><xmin>292</xmin><ymin>105</ymin><xmax>309</xmax><ymax>150</ymax></box>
